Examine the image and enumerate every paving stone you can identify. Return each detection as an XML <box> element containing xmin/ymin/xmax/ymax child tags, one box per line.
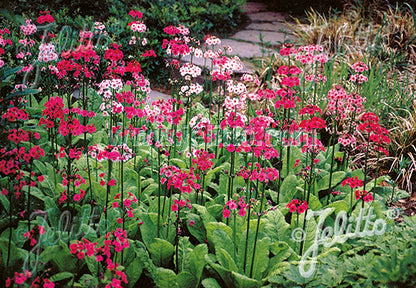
<box><xmin>244</xmin><ymin>2</ymin><xmax>268</xmax><ymax>13</ymax></box>
<box><xmin>220</xmin><ymin>39</ymin><xmax>273</xmax><ymax>59</ymax></box>
<box><xmin>248</xmin><ymin>11</ymin><xmax>287</xmax><ymax>22</ymax></box>
<box><xmin>180</xmin><ymin>55</ymin><xmax>213</xmax><ymax>70</ymax></box>
<box><xmin>246</xmin><ymin>21</ymin><xmax>292</xmax><ymax>33</ymax></box>
<box><xmin>231</xmin><ymin>30</ymin><xmax>293</xmax><ymax>45</ymax></box>
<box><xmin>147</xmin><ymin>90</ymin><xmax>171</xmax><ymax>103</ymax></box>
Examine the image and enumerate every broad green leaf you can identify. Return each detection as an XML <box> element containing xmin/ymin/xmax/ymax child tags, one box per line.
<box><xmin>201</xmin><ymin>278</ymin><xmax>221</xmax><ymax>288</ymax></box>
<box><xmin>193</xmin><ymin>204</ymin><xmax>216</xmax><ymax>223</ymax></box>
<box><xmin>270</xmin><ymin>241</ymin><xmax>294</xmax><ymax>264</ymax></box>
<box><xmin>0</xmin><ymin>193</ymin><xmax>9</xmax><ymax>213</ymax></box>
<box><xmin>177</xmin><ymin>237</ymin><xmax>193</xmax><ymax>273</ymax></box>
<box><xmin>187</xmin><ymin>213</ymin><xmax>206</xmax><ymax>244</ymax></box>
<box><xmin>190</xmin><ymin>244</ymin><xmax>208</xmax><ymax>285</ymax></box>
<box><xmin>213</xmin><ymin>229</ymin><xmax>236</xmax><ymax>260</ymax></box>
<box><xmin>232</xmin><ymin>270</ymin><xmax>261</xmax><ymax>288</ymax></box>
<box><xmin>84</xmin><ymin>253</ymin><xmax>99</xmax><ymax>274</ymax></box>
<box><xmin>126</xmin><ymin>259</ymin><xmax>143</xmax><ymax>288</ymax></box>
<box><xmin>308</xmin><ymin>194</ymin><xmax>322</xmax><ymax>210</ymax></box>
<box><xmin>281</xmin><ymin>146</ymin><xmax>303</xmax><ymax>178</ymax></box>
<box><xmin>316</xmin><ymin>171</ymin><xmax>346</xmax><ymax>192</ymax></box>
<box><xmin>170</xmin><ymin>158</ymin><xmax>187</xmax><ymax>168</ymax></box>
<box><xmin>176</xmin><ymin>271</ymin><xmax>197</xmax><ymax>288</ymax></box>
<box><xmin>280</xmin><ymin>175</ymin><xmax>299</xmax><ymax>203</ymax></box>
<box><xmin>40</xmin><ymin>241</ymin><xmax>77</xmax><ymax>272</ymax></box>
<box><xmin>251</xmin><ymin>237</ymin><xmax>270</xmax><ymax>280</ymax></box>
<box><xmin>267</xmin><ymin>262</ymin><xmax>291</xmax><ymax>284</ymax></box>
<box><xmin>49</xmin><ymin>272</ymin><xmax>73</xmax><ymax>282</ymax></box>
<box><xmin>154</xmin><ymin>268</ymin><xmax>177</xmax><ymax>288</ymax></box>
<box><xmin>326</xmin><ymin>200</ymin><xmax>349</xmax><ymax>215</ymax></box>
<box><xmin>148</xmin><ymin>238</ymin><xmax>174</xmax><ymax>267</ymax></box>
<box><xmin>264</xmin><ymin>209</ymin><xmax>291</xmax><ymax>243</ymax></box>
<box><xmin>206</xmin><ymin>222</ymin><xmax>233</xmax><ymax>248</ymax></box>
<box><xmin>217</xmin><ymin>248</ymin><xmax>238</xmax><ymax>272</ymax></box>
<box><xmin>77</xmin><ymin>274</ymin><xmax>98</xmax><ymax>287</ymax></box>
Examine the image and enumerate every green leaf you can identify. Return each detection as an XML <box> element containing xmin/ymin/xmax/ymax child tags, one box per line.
<box><xmin>267</xmin><ymin>262</ymin><xmax>291</xmax><ymax>284</ymax></box>
<box><xmin>148</xmin><ymin>238</ymin><xmax>174</xmax><ymax>267</ymax></box>
<box><xmin>205</xmin><ymin>222</ymin><xmax>233</xmax><ymax>248</ymax></box>
<box><xmin>126</xmin><ymin>259</ymin><xmax>143</xmax><ymax>288</ymax></box>
<box><xmin>264</xmin><ymin>209</ymin><xmax>291</xmax><ymax>243</ymax></box>
<box><xmin>154</xmin><ymin>268</ymin><xmax>177</xmax><ymax>288</ymax></box>
<box><xmin>170</xmin><ymin>158</ymin><xmax>187</xmax><ymax>168</ymax></box>
<box><xmin>84</xmin><ymin>253</ymin><xmax>99</xmax><ymax>275</ymax></box>
<box><xmin>0</xmin><ymin>193</ymin><xmax>9</xmax><ymax>213</ymax></box>
<box><xmin>217</xmin><ymin>248</ymin><xmax>238</xmax><ymax>272</ymax></box>
<box><xmin>213</xmin><ymin>229</ymin><xmax>235</xmax><ymax>261</ymax></box>
<box><xmin>189</xmin><ymin>244</ymin><xmax>208</xmax><ymax>285</ymax></box>
<box><xmin>280</xmin><ymin>175</ymin><xmax>299</xmax><ymax>203</ymax></box>
<box><xmin>176</xmin><ymin>271</ymin><xmax>197</xmax><ymax>288</ymax></box>
<box><xmin>251</xmin><ymin>237</ymin><xmax>270</xmax><ymax>280</ymax></box>
<box><xmin>326</xmin><ymin>200</ymin><xmax>349</xmax><ymax>214</ymax></box>
<box><xmin>177</xmin><ymin>237</ymin><xmax>193</xmax><ymax>273</ymax></box>
<box><xmin>232</xmin><ymin>271</ymin><xmax>261</xmax><ymax>288</ymax></box>
<box><xmin>40</xmin><ymin>241</ymin><xmax>77</xmax><ymax>272</ymax></box>
<box><xmin>77</xmin><ymin>274</ymin><xmax>98</xmax><ymax>287</ymax></box>
<box><xmin>308</xmin><ymin>194</ymin><xmax>322</xmax><ymax>211</ymax></box>
<box><xmin>201</xmin><ymin>278</ymin><xmax>221</xmax><ymax>288</ymax></box>
<box><xmin>316</xmin><ymin>171</ymin><xmax>346</xmax><ymax>192</ymax></box>
<box><xmin>49</xmin><ymin>272</ymin><xmax>74</xmax><ymax>282</ymax></box>
<box><xmin>270</xmin><ymin>241</ymin><xmax>294</xmax><ymax>263</ymax></box>
<box><xmin>0</xmin><ymin>237</ymin><xmax>20</xmax><ymax>266</ymax></box>
<box><xmin>187</xmin><ymin>213</ymin><xmax>206</xmax><ymax>244</ymax></box>
<box><xmin>281</xmin><ymin>146</ymin><xmax>303</xmax><ymax>178</ymax></box>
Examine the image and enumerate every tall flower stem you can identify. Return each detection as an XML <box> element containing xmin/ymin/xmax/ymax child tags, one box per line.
<box><xmin>243</xmin><ymin>153</ymin><xmax>255</xmax><ymax>273</ymax></box>
<box><xmin>300</xmin><ymin>148</ymin><xmax>316</xmax><ymax>255</ymax></box>
<box><xmin>157</xmin><ymin>130</ymin><xmax>162</xmax><ymax>238</ymax></box>
<box><xmin>250</xmin><ymin>181</ymin><xmax>266</xmax><ymax>278</ymax></box>
<box><xmin>105</xmin><ymin>160</ymin><xmax>113</xmax><ymax>233</ymax></box>
<box><xmin>327</xmin><ymin>135</ymin><xmax>336</xmax><ymax>205</ymax></box>
<box><xmin>362</xmin><ymin>139</ymin><xmax>370</xmax><ymax>209</ymax></box>
<box><xmin>327</xmin><ymin>100</ymin><xmax>338</xmax><ymax>205</ymax></box>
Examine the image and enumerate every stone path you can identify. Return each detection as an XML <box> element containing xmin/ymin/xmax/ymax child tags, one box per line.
<box><xmin>149</xmin><ymin>2</ymin><xmax>295</xmax><ymax>102</ymax></box>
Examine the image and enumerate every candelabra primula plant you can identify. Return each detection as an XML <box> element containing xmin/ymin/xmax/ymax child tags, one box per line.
<box><xmin>0</xmin><ymin>7</ymin><xmax>412</xmax><ymax>288</ymax></box>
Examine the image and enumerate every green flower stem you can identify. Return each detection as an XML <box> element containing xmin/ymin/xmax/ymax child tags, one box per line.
<box><xmin>250</xmin><ymin>181</ymin><xmax>266</xmax><ymax>278</ymax></box>
<box><xmin>243</xmin><ymin>153</ymin><xmax>255</xmax><ymax>273</ymax></box>
<box><xmin>327</xmin><ymin>100</ymin><xmax>339</xmax><ymax>205</ymax></box>
<box><xmin>157</xmin><ymin>138</ymin><xmax>162</xmax><ymax>238</ymax></box>
<box><xmin>105</xmin><ymin>160</ymin><xmax>113</xmax><ymax>233</ymax></box>
<box><xmin>362</xmin><ymin>138</ymin><xmax>370</xmax><ymax>209</ymax></box>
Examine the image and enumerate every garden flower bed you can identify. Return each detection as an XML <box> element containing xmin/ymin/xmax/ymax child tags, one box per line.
<box><xmin>1</xmin><ymin>3</ymin><xmax>416</xmax><ymax>288</ymax></box>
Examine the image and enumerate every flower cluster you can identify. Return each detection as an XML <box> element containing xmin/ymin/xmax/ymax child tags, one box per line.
<box><xmin>223</xmin><ymin>196</ymin><xmax>248</xmax><ymax>218</ymax></box>
<box><xmin>160</xmin><ymin>165</ymin><xmax>200</xmax><ymax>193</ymax></box>
<box><xmin>37</xmin><ymin>11</ymin><xmax>55</xmax><ymax>24</ymax></box>
<box><xmin>238</xmin><ymin>163</ymin><xmax>279</xmax><ymax>182</ymax></box>
<box><xmin>358</xmin><ymin>112</ymin><xmax>390</xmax><ymax>155</ymax></box>
<box><xmin>88</xmin><ymin>143</ymin><xmax>133</xmax><ymax>162</ymax></box>
<box><xmin>355</xmin><ymin>190</ymin><xmax>373</xmax><ymax>202</ymax></box>
<box><xmin>341</xmin><ymin>176</ymin><xmax>363</xmax><ymax>188</ymax></box>
<box><xmin>286</xmin><ymin>199</ymin><xmax>308</xmax><ymax>214</ymax></box>
<box><xmin>38</xmin><ymin>43</ymin><xmax>58</xmax><ymax>62</ymax></box>
<box><xmin>192</xmin><ymin>149</ymin><xmax>215</xmax><ymax>172</ymax></box>
<box><xmin>21</xmin><ymin>19</ymin><xmax>37</xmax><ymax>35</ymax></box>
<box><xmin>350</xmin><ymin>61</ymin><xmax>368</xmax><ymax>84</ymax></box>
<box><xmin>69</xmin><ymin>229</ymin><xmax>129</xmax><ymax>288</ymax></box>
<box><xmin>171</xmin><ymin>198</ymin><xmax>192</xmax><ymax>212</ymax></box>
